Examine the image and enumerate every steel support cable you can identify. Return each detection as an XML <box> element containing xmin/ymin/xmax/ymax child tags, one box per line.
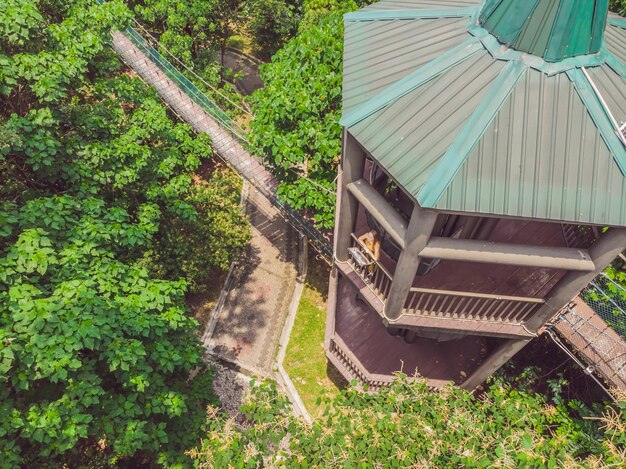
<box><xmin>545</xmin><ymin>326</ymin><xmax>615</xmax><ymax>401</ymax></box>
<box><xmin>128</xmin><ymin>19</ymin><xmax>252</xmax><ymax>117</ymax></box>
<box><xmin>121</xmin><ymin>22</ymin><xmax>337</xmax><ymax>195</ymax></box>
<box><xmin>122</xmin><ymin>33</ymin><xmax>247</xmax><ymax>136</ymax></box>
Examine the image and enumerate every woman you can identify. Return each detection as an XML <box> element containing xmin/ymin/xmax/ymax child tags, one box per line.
<box><xmin>357</xmin><ymin>229</ymin><xmax>381</xmax><ymax>262</ymax></box>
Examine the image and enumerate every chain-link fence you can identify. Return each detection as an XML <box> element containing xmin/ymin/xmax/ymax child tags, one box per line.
<box><xmin>580</xmin><ymin>273</ymin><xmax>626</xmax><ymax>340</ymax></box>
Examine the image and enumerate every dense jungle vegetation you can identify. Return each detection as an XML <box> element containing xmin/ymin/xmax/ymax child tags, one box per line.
<box><xmin>1</xmin><ymin>0</ymin><xmax>626</xmax><ymax>467</ymax></box>
<box><xmin>0</xmin><ymin>0</ymin><xmax>248</xmax><ymax>465</ymax></box>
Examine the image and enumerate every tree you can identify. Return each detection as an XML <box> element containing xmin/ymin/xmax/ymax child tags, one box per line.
<box><xmin>130</xmin><ymin>0</ymin><xmax>247</xmax><ymax>114</ymax></box>
<box><xmin>131</xmin><ymin>0</ymin><xmax>220</xmax><ymax>67</ymax></box>
<box><xmin>247</xmin><ymin>9</ymin><xmax>349</xmax><ymax>228</ymax></box>
<box><xmin>0</xmin><ymin>197</ymin><xmax>214</xmax><ymax>466</ymax></box>
<box><xmin>1</xmin><ymin>0</ymin><xmax>249</xmax><ymax>464</ymax></box>
<box><xmin>299</xmin><ymin>0</ymin><xmax>374</xmax><ymax>30</ymax></box>
<box><xmin>244</xmin><ymin>0</ymin><xmax>299</xmax><ymax>60</ymax></box>
<box><xmin>189</xmin><ymin>377</ymin><xmax>626</xmax><ymax>467</ymax></box>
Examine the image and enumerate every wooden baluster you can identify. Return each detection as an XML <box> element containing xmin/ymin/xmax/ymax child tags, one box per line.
<box><xmin>404</xmin><ymin>291</ymin><xmax>416</xmax><ymax>312</ymax></box>
<box><xmin>415</xmin><ymin>292</ymin><xmax>428</xmax><ymax>314</ymax></box>
<box><xmin>481</xmin><ymin>299</ymin><xmax>500</xmax><ymax>321</ymax></box>
<box><xmin>445</xmin><ymin>295</ymin><xmax>462</xmax><ymax>319</ymax></box>
<box><xmin>500</xmin><ymin>301</ymin><xmax>524</xmax><ymax>322</ymax></box>
<box><xmin>430</xmin><ymin>294</ymin><xmax>446</xmax><ymax>317</ymax></box>
<box><xmin>488</xmin><ymin>299</ymin><xmax>504</xmax><ymax>321</ymax></box>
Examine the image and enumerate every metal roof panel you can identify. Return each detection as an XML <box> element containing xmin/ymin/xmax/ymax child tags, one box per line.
<box><xmin>343</xmin><ymin>17</ymin><xmax>472</xmax><ymax>114</ymax></box>
<box><xmin>349</xmin><ymin>51</ymin><xmax>505</xmax><ymax>200</ymax></box>
<box><xmin>605</xmin><ymin>22</ymin><xmax>626</xmax><ymax>65</ymax></box>
<box><xmin>435</xmin><ymin>69</ymin><xmax>626</xmax><ymax>226</ymax></box>
<box><xmin>342</xmin><ymin>1</ymin><xmax>626</xmax><ymax>226</ymax></box>
<box><xmin>588</xmin><ymin>66</ymin><xmax>626</xmax><ymax>125</ymax></box>
<box><xmin>362</xmin><ymin>0</ymin><xmax>481</xmax><ymax>11</ymax></box>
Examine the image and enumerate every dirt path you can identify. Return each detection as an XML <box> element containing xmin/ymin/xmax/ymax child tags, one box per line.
<box><xmin>223</xmin><ymin>48</ymin><xmax>264</xmax><ymax>96</ymax></box>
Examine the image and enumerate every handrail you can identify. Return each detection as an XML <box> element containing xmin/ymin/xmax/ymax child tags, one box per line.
<box><xmin>350</xmin><ymin>233</ymin><xmax>393</xmax><ymax>280</ymax></box>
<box><xmin>407</xmin><ymin>286</ymin><xmax>545</xmax><ymax>304</ymax></box>
<box><xmin>121</xmin><ymin>28</ymin><xmax>246</xmax><ymax>138</ymax></box>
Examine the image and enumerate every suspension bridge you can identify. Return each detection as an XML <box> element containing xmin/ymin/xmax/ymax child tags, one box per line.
<box><xmin>108</xmin><ymin>21</ymin><xmax>333</xmax><ymax>261</ymax></box>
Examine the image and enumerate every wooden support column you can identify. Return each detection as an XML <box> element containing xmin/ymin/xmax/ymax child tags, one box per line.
<box><xmin>462</xmin><ymin>227</ymin><xmax>626</xmax><ymax>391</ymax></box>
<box><xmin>335</xmin><ymin>129</ymin><xmax>365</xmax><ymax>262</ymax></box>
<box><xmin>461</xmin><ymin>338</ymin><xmax>531</xmax><ymax>391</ymax></box>
<box><xmin>384</xmin><ymin>204</ymin><xmax>438</xmax><ymax>320</ymax></box>
<box><xmin>525</xmin><ymin>227</ymin><xmax>626</xmax><ymax>331</ymax></box>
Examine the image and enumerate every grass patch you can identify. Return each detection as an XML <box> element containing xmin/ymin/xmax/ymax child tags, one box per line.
<box><xmin>284</xmin><ymin>254</ymin><xmax>345</xmax><ymax>416</ymax></box>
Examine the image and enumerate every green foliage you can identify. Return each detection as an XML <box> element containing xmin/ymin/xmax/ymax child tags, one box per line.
<box><xmin>1</xmin><ymin>0</ymin><xmax>250</xmax><ymax>464</ymax></box>
<box><xmin>132</xmin><ymin>0</ymin><xmax>220</xmax><ymax>66</ymax></box>
<box><xmin>131</xmin><ymin>0</ymin><xmax>247</xmax><ymax>115</ymax></box>
<box><xmin>189</xmin><ymin>377</ymin><xmax>626</xmax><ymax>467</ymax></box>
<box><xmin>299</xmin><ymin>0</ymin><xmax>373</xmax><ymax>30</ymax></box>
<box><xmin>284</xmin><ymin>258</ymin><xmax>339</xmax><ymax>415</ymax></box>
<box><xmin>610</xmin><ymin>0</ymin><xmax>626</xmax><ymax>15</ymax></box>
<box><xmin>248</xmin><ymin>10</ymin><xmax>350</xmax><ymax>227</ymax></box>
<box><xmin>0</xmin><ymin>0</ymin><xmax>131</xmax><ymax>106</ymax></box>
<box><xmin>2</xmin><ymin>70</ymin><xmax>249</xmax><ymax>291</ymax></box>
<box><xmin>148</xmin><ymin>169</ymin><xmax>250</xmax><ymax>292</ymax></box>
<box><xmin>244</xmin><ymin>0</ymin><xmax>299</xmax><ymax>60</ymax></box>
<box><xmin>0</xmin><ymin>196</ymin><xmax>216</xmax><ymax>466</ymax></box>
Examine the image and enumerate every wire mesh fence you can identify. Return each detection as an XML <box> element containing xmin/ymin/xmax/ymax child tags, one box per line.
<box><xmin>557</xmin><ymin>304</ymin><xmax>626</xmax><ymax>387</ymax></box>
<box><xmin>580</xmin><ymin>273</ymin><xmax>626</xmax><ymax>340</ymax></box>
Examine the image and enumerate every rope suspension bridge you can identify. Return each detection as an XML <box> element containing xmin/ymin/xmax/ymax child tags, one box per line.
<box><xmin>107</xmin><ymin>18</ymin><xmax>334</xmax><ymax>261</ymax></box>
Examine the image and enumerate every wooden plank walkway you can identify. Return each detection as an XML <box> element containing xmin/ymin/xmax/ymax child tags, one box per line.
<box><xmin>110</xmin><ymin>31</ymin><xmax>279</xmax><ymax>199</ymax></box>
<box><xmin>554</xmin><ymin>297</ymin><xmax>626</xmax><ymax>390</ymax></box>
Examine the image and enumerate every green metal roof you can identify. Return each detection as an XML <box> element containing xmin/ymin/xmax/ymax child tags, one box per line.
<box><xmin>342</xmin><ymin>0</ymin><xmax>626</xmax><ymax>226</ymax></box>
<box><xmin>479</xmin><ymin>0</ymin><xmax>608</xmax><ymax>62</ymax></box>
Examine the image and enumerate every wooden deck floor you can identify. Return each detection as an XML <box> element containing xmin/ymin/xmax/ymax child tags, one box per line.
<box><xmin>333</xmin><ymin>275</ymin><xmax>494</xmax><ymax>384</ymax></box>
<box><xmin>355</xmin><ymin>204</ymin><xmax>567</xmax><ymax>299</ymax></box>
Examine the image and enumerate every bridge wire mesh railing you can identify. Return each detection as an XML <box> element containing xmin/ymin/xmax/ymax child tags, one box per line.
<box><xmin>557</xmin><ymin>303</ymin><xmax>626</xmax><ymax>385</ymax></box>
<box><xmin>580</xmin><ymin>273</ymin><xmax>626</xmax><ymax>340</ymax></box>
<box><xmin>107</xmin><ymin>19</ymin><xmax>334</xmax><ymax>260</ymax></box>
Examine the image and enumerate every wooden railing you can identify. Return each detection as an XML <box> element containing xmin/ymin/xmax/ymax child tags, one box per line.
<box><xmin>404</xmin><ymin>288</ymin><xmax>545</xmax><ymax>324</ymax></box>
<box><xmin>348</xmin><ymin>233</ymin><xmax>393</xmax><ymax>301</ymax></box>
<box><xmin>561</xmin><ymin>224</ymin><xmax>599</xmax><ymax>249</ymax></box>
<box><xmin>346</xmin><ymin>233</ymin><xmax>546</xmax><ymax>325</ymax></box>
<box><xmin>329</xmin><ymin>336</ymin><xmax>394</xmax><ymax>390</ymax></box>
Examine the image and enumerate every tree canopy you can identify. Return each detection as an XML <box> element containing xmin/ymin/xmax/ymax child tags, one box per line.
<box><xmin>190</xmin><ymin>377</ymin><xmax>626</xmax><ymax>467</ymax></box>
<box><xmin>248</xmin><ymin>9</ymin><xmax>348</xmax><ymax>228</ymax></box>
<box><xmin>0</xmin><ymin>0</ymin><xmax>249</xmax><ymax>465</ymax></box>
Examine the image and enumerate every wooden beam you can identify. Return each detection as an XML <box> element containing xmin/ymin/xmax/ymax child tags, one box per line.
<box><xmin>386</xmin><ymin>315</ymin><xmax>537</xmax><ymax>339</ymax></box>
<box><xmin>335</xmin><ymin>130</ymin><xmax>366</xmax><ymax>262</ymax></box>
<box><xmin>408</xmin><ymin>287</ymin><xmax>545</xmax><ymax>304</ymax></box>
<box><xmin>461</xmin><ymin>339</ymin><xmax>532</xmax><ymax>390</ymax></box>
<box><xmin>347</xmin><ymin>179</ymin><xmax>408</xmax><ymax>248</ymax></box>
<box><xmin>525</xmin><ymin>228</ymin><xmax>626</xmax><ymax>331</ymax></box>
<box><xmin>421</xmin><ymin>237</ymin><xmax>595</xmax><ymax>271</ymax></box>
<box><xmin>384</xmin><ymin>204</ymin><xmax>438</xmax><ymax>320</ymax></box>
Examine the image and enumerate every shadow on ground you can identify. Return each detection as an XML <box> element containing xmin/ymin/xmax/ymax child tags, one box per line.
<box><xmin>247</xmin><ymin>195</ymin><xmax>297</xmax><ymax>265</ymax></box>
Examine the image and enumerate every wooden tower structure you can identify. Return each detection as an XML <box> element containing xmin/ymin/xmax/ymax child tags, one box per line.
<box><xmin>326</xmin><ymin>0</ymin><xmax>626</xmax><ymax>389</ymax></box>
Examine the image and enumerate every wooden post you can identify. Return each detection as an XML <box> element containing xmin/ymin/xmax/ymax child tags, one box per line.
<box><xmin>461</xmin><ymin>338</ymin><xmax>531</xmax><ymax>390</ymax></box>
<box><xmin>525</xmin><ymin>227</ymin><xmax>626</xmax><ymax>331</ymax></box>
<box><xmin>462</xmin><ymin>227</ymin><xmax>626</xmax><ymax>391</ymax></box>
<box><xmin>335</xmin><ymin>129</ymin><xmax>365</xmax><ymax>262</ymax></box>
<box><xmin>384</xmin><ymin>204</ymin><xmax>438</xmax><ymax>320</ymax></box>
